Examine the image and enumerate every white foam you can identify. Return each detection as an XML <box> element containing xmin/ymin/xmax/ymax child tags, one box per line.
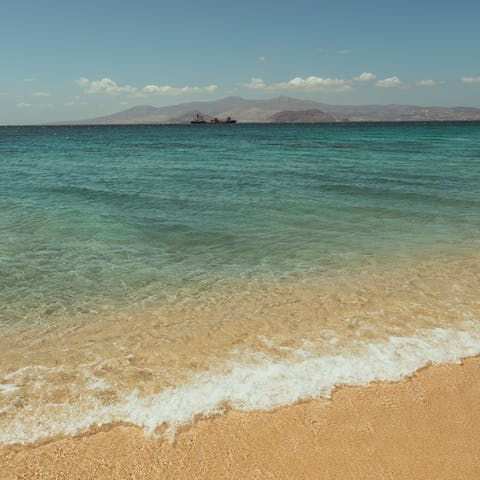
<box><xmin>0</xmin><ymin>383</ymin><xmax>18</xmax><ymax>395</ymax></box>
<box><xmin>1</xmin><ymin>322</ymin><xmax>480</xmax><ymax>446</ymax></box>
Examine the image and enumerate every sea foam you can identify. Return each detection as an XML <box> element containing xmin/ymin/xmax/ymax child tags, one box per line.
<box><xmin>1</xmin><ymin>322</ymin><xmax>480</xmax><ymax>446</ymax></box>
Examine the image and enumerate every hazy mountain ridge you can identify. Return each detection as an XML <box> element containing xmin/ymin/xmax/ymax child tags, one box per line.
<box><xmin>54</xmin><ymin>96</ymin><xmax>480</xmax><ymax>124</ymax></box>
<box><xmin>267</xmin><ymin>109</ymin><xmax>336</xmax><ymax>123</ymax></box>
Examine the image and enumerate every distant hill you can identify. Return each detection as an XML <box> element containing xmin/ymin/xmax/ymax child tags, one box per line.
<box><xmin>52</xmin><ymin>96</ymin><xmax>480</xmax><ymax>124</ymax></box>
<box><xmin>267</xmin><ymin>109</ymin><xmax>336</xmax><ymax>123</ymax></box>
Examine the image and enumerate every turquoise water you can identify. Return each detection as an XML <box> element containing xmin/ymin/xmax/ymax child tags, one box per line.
<box><xmin>1</xmin><ymin>122</ymin><xmax>480</xmax><ymax>446</ymax></box>
<box><xmin>1</xmin><ymin>122</ymin><xmax>480</xmax><ymax>326</ymax></box>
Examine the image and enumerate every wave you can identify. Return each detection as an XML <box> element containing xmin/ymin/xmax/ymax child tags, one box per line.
<box><xmin>1</xmin><ymin>322</ymin><xmax>479</xmax><ymax>446</ymax></box>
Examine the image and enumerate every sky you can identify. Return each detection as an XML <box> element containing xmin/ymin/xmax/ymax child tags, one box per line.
<box><xmin>1</xmin><ymin>0</ymin><xmax>479</xmax><ymax>124</ymax></box>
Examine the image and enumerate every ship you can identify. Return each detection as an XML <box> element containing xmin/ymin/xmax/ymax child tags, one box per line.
<box><xmin>190</xmin><ymin>113</ymin><xmax>207</xmax><ymax>124</ymax></box>
<box><xmin>190</xmin><ymin>113</ymin><xmax>236</xmax><ymax>124</ymax></box>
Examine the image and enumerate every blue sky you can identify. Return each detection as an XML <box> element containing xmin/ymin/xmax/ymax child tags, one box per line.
<box><xmin>1</xmin><ymin>0</ymin><xmax>479</xmax><ymax>123</ymax></box>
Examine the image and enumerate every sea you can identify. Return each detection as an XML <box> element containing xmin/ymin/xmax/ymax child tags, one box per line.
<box><xmin>1</xmin><ymin>122</ymin><xmax>479</xmax><ymax>445</ymax></box>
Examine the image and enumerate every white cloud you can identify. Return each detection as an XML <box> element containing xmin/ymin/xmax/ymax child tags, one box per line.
<box><xmin>140</xmin><ymin>84</ymin><xmax>217</xmax><ymax>96</ymax></box>
<box><xmin>244</xmin><ymin>72</ymin><xmax>376</xmax><ymax>93</ymax></box>
<box><xmin>244</xmin><ymin>77</ymin><xmax>267</xmax><ymax>89</ymax></box>
<box><xmin>337</xmin><ymin>49</ymin><xmax>351</xmax><ymax>55</ymax></box>
<box><xmin>23</xmin><ymin>78</ymin><xmax>36</xmax><ymax>82</ymax></box>
<box><xmin>354</xmin><ymin>72</ymin><xmax>376</xmax><ymax>82</ymax></box>
<box><xmin>257</xmin><ymin>56</ymin><xmax>267</xmax><ymax>63</ymax></box>
<box><xmin>275</xmin><ymin>76</ymin><xmax>354</xmax><ymax>92</ymax></box>
<box><xmin>416</xmin><ymin>79</ymin><xmax>436</xmax><ymax>87</ymax></box>
<box><xmin>376</xmin><ymin>76</ymin><xmax>404</xmax><ymax>88</ymax></box>
<box><xmin>76</xmin><ymin>77</ymin><xmax>138</xmax><ymax>95</ymax></box>
<box><xmin>461</xmin><ymin>76</ymin><xmax>480</xmax><ymax>84</ymax></box>
<box><xmin>76</xmin><ymin>77</ymin><xmax>218</xmax><ymax>97</ymax></box>
<box><xmin>318</xmin><ymin>47</ymin><xmax>328</xmax><ymax>54</ymax></box>
<box><xmin>245</xmin><ymin>76</ymin><xmax>353</xmax><ymax>92</ymax></box>
<box><xmin>17</xmin><ymin>102</ymin><xmax>32</xmax><ymax>108</ymax></box>
<box><xmin>33</xmin><ymin>91</ymin><xmax>50</xmax><ymax>97</ymax></box>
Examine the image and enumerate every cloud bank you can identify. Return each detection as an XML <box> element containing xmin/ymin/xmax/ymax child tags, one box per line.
<box><xmin>142</xmin><ymin>84</ymin><xmax>217</xmax><ymax>96</ymax></box>
<box><xmin>375</xmin><ymin>76</ymin><xmax>404</xmax><ymax>88</ymax></box>
<box><xmin>244</xmin><ymin>72</ymin><xmax>377</xmax><ymax>93</ymax></box>
<box><xmin>76</xmin><ymin>77</ymin><xmax>218</xmax><ymax>96</ymax></box>
<box><xmin>76</xmin><ymin>77</ymin><xmax>137</xmax><ymax>95</ymax></box>
<box><xmin>461</xmin><ymin>76</ymin><xmax>480</xmax><ymax>84</ymax></box>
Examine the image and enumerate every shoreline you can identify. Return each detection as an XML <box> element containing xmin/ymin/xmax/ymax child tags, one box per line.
<box><xmin>2</xmin><ymin>355</ymin><xmax>479</xmax><ymax>479</ymax></box>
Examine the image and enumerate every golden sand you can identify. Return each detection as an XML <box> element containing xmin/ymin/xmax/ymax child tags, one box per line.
<box><xmin>1</xmin><ymin>356</ymin><xmax>479</xmax><ymax>479</ymax></box>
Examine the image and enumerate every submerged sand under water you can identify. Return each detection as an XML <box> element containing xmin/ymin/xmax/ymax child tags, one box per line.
<box><xmin>0</xmin><ymin>250</ymin><xmax>479</xmax><ymax>448</ymax></box>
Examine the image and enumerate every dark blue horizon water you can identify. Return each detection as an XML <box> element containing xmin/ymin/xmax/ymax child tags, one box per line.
<box><xmin>1</xmin><ymin>123</ymin><xmax>480</xmax><ymax>327</ymax></box>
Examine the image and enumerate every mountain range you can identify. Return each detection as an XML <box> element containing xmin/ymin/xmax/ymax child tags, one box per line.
<box><xmin>54</xmin><ymin>96</ymin><xmax>480</xmax><ymax>124</ymax></box>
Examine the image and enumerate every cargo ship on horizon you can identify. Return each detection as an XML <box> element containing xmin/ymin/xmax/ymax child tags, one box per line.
<box><xmin>191</xmin><ymin>113</ymin><xmax>236</xmax><ymax>124</ymax></box>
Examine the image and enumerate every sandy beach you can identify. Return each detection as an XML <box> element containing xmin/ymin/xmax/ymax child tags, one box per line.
<box><xmin>1</xmin><ymin>355</ymin><xmax>479</xmax><ymax>479</ymax></box>
<box><xmin>3</xmin><ymin>1</ymin><xmax>480</xmax><ymax>475</ymax></box>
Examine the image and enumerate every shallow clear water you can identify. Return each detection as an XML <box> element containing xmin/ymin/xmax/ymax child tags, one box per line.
<box><xmin>1</xmin><ymin>122</ymin><xmax>479</xmax><ymax>445</ymax></box>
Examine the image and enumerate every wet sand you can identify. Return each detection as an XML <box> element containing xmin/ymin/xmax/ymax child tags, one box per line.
<box><xmin>1</xmin><ymin>356</ymin><xmax>479</xmax><ymax>480</ymax></box>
